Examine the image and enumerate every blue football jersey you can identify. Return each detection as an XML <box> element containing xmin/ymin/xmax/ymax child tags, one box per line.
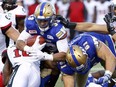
<box><xmin>84</xmin><ymin>32</ymin><xmax>116</xmax><ymax>56</ymax></box>
<box><xmin>59</xmin><ymin>32</ymin><xmax>116</xmax><ymax>75</ymax></box>
<box><xmin>24</xmin><ymin>15</ymin><xmax>67</xmax><ymax>53</ymax></box>
<box><xmin>25</xmin><ymin>15</ymin><xmax>67</xmax><ymax>44</ymax></box>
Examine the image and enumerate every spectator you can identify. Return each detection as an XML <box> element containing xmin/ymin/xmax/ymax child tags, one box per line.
<box><xmin>84</xmin><ymin>0</ymin><xmax>96</xmax><ymax>22</ymax></box>
<box><xmin>28</xmin><ymin>0</ymin><xmax>40</xmax><ymax>16</ymax></box>
<box><xmin>67</xmin><ymin>0</ymin><xmax>87</xmax><ymax>40</ymax></box>
<box><xmin>93</xmin><ymin>0</ymin><xmax>111</xmax><ymax>24</ymax></box>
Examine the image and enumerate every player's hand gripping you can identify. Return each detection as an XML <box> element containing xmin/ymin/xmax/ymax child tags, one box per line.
<box><xmin>104</xmin><ymin>13</ymin><xmax>116</xmax><ymax>35</ymax></box>
<box><xmin>96</xmin><ymin>70</ymin><xmax>112</xmax><ymax>84</ymax></box>
<box><xmin>31</xmin><ymin>36</ymin><xmax>46</xmax><ymax>50</ymax></box>
<box><xmin>24</xmin><ymin>36</ymin><xmax>46</xmax><ymax>52</ymax></box>
<box><xmin>56</xmin><ymin>15</ymin><xmax>76</xmax><ymax>29</ymax></box>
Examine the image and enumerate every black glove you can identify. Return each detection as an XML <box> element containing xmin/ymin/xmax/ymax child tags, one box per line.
<box><xmin>104</xmin><ymin>13</ymin><xmax>116</xmax><ymax>35</ymax></box>
<box><xmin>56</xmin><ymin>15</ymin><xmax>76</xmax><ymax>29</ymax></box>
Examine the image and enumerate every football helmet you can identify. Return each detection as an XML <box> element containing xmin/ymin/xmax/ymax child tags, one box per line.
<box><xmin>34</xmin><ymin>2</ymin><xmax>56</xmax><ymax>31</ymax></box>
<box><xmin>66</xmin><ymin>45</ymin><xmax>87</xmax><ymax>68</ymax></box>
<box><xmin>2</xmin><ymin>0</ymin><xmax>17</xmax><ymax>11</ymax></box>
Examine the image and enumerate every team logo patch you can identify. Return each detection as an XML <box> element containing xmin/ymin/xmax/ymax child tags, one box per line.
<box><xmin>47</xmin><ymin>35</ymin><xmax>54</xmax><ymax>39</ymax></box>
<box><xmin>28</xmin><ymin>30</ymin><xmax>37</xmax><ymax>34</ymax></box>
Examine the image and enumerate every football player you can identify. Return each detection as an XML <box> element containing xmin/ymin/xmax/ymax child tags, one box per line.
<box><xmin>1</xmin><ymin>38</ymin><xmax>51</xmax><ymax>87</ymax></box>
<box><xmin>0</xmin><ymin>0</ymin><xmax>26</xmax><ymax>33</ymax></box>
<box><xmin>0</xmin><ymin>0</ymin><xmax>26</xmax><ymax>49</ymax></box>
<box><xmin>59</xmin><ymin>32</ymin><xmax>116</xmax><ymax>87</ymax></box>
<box><xmin>16</xmin><ymin>2</ymin><xmax>68</xmax><ymax>87</ymax></box>
<box><xmin>0</xmin><ymin>13</ymin><xmax>20</xmax><ymax>87</ymax></box>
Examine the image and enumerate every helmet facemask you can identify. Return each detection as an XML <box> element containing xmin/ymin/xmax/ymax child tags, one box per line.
<box><xmin>34</xmin><ymin>2</ymin><xmax>56</xmax><ymax>32</ymax></box>
<box><xmin>2</xmin><ymin>0</ymin><xmax>17</xmax><ymax>11</ymax></box>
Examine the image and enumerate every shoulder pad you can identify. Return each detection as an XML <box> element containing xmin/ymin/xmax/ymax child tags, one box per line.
<box><xmin>25</xmin><ymin>15</ymin><xmax>36</xmax><ymax>29</ymax></box>
<box><xmin>9</xmin><ymin>5</ymin><xmax>26</xmax><ymax>17</ymax></box>
<box><xmin>0</xmin><ymin>13</ymin><xmax>11</xmax><ymax>28</ymax></box>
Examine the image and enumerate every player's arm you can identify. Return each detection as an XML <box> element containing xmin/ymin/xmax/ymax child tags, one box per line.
<box><xmin>96</xmin><ymin>41</ymin><xmax>116</xmax><ymax>74</ymax></box>
<box><xmin>1</xmin><ymin>50</ymin><xmax>13</xmax><ymax>86</ymax></box>
<box><xmin>112</xmin><ymin>34</ymin><xmax>116</xmax><ymax>41</ymax></box>
<box><xmin>56</xmin><ymin>15</ymin><xmax>108</xmax><ymax>33</ymax></box>
<box><xmin>53</xmin><ymin>37</ymin><xmax>68</xmax><ymax>61</ymax></box>
<box><xmin>52</xmin><ymin>26</ymin><xmax>68</xmax><ymax>61</ymax></box>
<box><xmin>1</xmin><ymin>13</ymin><xmax>20</xmax><ymax>42</ymax></box>
<box><xmin>16</xmin><ymin>30</ymin><xmax>31</xmax><ymax>51</ymax></box>
<box><xmin>95</xmin><ymin>40</ymin><xmax>116</xmax><ymax>84</ymax></box>
<box><xmin>5</xmin><ymin>26</ymin><xmax>20</xmax><ymax>42</ymax></box>
<box><xmin>75</xmin><ymin>22</ymin><xmax>108</xmax><ymax>33</ymax></box>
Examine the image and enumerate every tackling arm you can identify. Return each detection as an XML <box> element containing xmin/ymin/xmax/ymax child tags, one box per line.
<box><xmin>96</xmin><ymin>41</ymin><xmax>116</xmax><ymax>75</ymax></box>
<box><xmin>16</xmin><ymin>30</ymin><xmax>31</xmax><ymax>51</ymax></box>
<box><xmin>75</xmin><ymin>22</ymin><xmax>108</xmax><ymax>33</ymax></box>
<box><xmin>5</xmin><ymin>26</ymin><xmax>20</xmax><ymax>42</ymax></box>
<box><xmin>56</xmin><ymin>15</ymin><xmax>108</xmax><ymax>33</ymax></box>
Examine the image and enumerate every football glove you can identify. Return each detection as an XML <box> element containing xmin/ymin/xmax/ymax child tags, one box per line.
<box><xmin>56</xmin><ymin>15</ymin><xmax>76</xmax><ymax>29</ymax></box>
<box><xmin>96</xmin><ymin>70</ymin><xmax>112</xmax><ymax>84</ymax></box>
<box><xmin>24</xmin><ymin>36</ymin><xmax>46</xmax><ymax>52</ymax></box>
<box><xmin>29</xmin><ymin>51</ymin><xmax>53</xmax><ymax>61</ymax></box>
<box><xmin>104</xmin><ymin>13</ymin><xmax>116</xmax><ymax>35</ymax></box>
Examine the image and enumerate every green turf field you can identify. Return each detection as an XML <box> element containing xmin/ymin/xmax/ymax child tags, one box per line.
<box><xmin>55</xmin><ymin>63</ymin><xmax>104</xmax><ymax>87</ymax></box>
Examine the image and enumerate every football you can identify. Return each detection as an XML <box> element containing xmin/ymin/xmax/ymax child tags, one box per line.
<box><xmin>26</xmin><ymin>35</ymin><xmax>45</xmax><ymax>46</ymax></box>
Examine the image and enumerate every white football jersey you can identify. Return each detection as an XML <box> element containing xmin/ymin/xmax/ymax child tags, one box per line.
<box><xmin>57</xmin><ymin>1</ymin><xmax>69</xmax><ymax>18</ymax></box>
<box><xmin>95</xmin><ymin>1</ymin><xmax>111</xmax><ymax>24</ymax></box>
<box><xmin>84</xmin><ymin>0</ymin><xmax>96</xmax><ymax>22</ymax></box>
<box><xmin>7</xmin><ymin>45</ymin><xmax>40</xmax><ymax>67</ymax></box>
<box><xmin>0</xmin><ymin>13</ymin><xmax>12</xmax><ymax>54</ymax></box>
<box><xmin>0</xmin><ymin>4</ymin><xmax>26</xmax><ymax>46</ymax></box>
<box><xmin>0</xmin><ymin>3</ymin><xmax>26</xmax><ymax>27</ymax></box>
<box><xmin>6</xmin><ymin>5</ymin><xmax>26</xmax><ymax>28</ymax></box>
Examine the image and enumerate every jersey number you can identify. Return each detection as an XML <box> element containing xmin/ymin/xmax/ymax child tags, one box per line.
<box><xmin>14</xmin><ymin>49</ymin><xmax>29</xmax><ymax>58</ymax></box>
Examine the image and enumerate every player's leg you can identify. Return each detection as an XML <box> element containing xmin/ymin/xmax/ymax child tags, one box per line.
<box><xmin>40</xmin><ymin>60</ymin><xmax>60</xmax><ymax>87</ymax></box>
<box><xmin>28</xmin><ymin>62</ymin><xmax>41</xmax><ymax>87</ymax></box>
<box><xmin>59</xmin><ymin>61</ymin><xmax>75</xmax><ymax>87</ymax></box>
<box><xmin>2</xmin><ymin>58</ymin><xmax>12</xmax><ymax>86</ymax></box>
<box><xmin>45</xmin><ymin>68</ymin><xmax>60</xmax><ymax>87</ymax></box>
<box><xmin>7</xmin><ymin>62</ymin><xmax>41</xmax><ymax>87</ymax></box>
<box><xmin>76</xmin><ymin>72</ymin><xmax>89</xmax><ymax>87</ymax></box>
<box><xmin>62</xmin><ymin>73</ymin><xmax>75</xmax><ymax>87</ymax></box>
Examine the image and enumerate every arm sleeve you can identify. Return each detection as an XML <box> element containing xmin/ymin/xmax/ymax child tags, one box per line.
<box><xmin>56</xmin><ymin>38</ymin><xmax>68</xmax><ymax>52</ymax></box>
<box><xmin>17</xmin><ymin>30</ymin><xmax>31</xmax><ymax>41</ymax></box>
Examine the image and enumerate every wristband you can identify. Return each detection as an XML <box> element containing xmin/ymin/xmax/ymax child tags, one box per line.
<box><xmin>24</xmin><ymin>45</ymin><xmax>31</xmax><ymax>52</ymax></box>
<box><xmin>110</xmin><ymin>28</ymin><xmax>116</xmax><ymax>35</ymax></box>
<box><xmin>44</xmin><ymin>53</ymin><xmax>53</xmax><ymax>61</ymax></box>
<box><xmin>68</xmin><ymin>22</ymin><xmax>77</xmax><ymax>29</ymax></box>
<box><xmin>104</xmin><ymin>70</ymin><xmax>112</xmax><ymax>77</ymax></box>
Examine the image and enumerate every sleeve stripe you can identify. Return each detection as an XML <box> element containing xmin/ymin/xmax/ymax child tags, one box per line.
<box><xmin>1</xmin><ymin>22</ymin><xmax>12</xmax><ymax>30</ymax></box>
<box><xmin>16</xmin><ymin>15</ymin><xmax>26</xmax><ymax>18</ymax></box>
<box><xmin>1</xmin><ymin>22</ymin><xmax>12</xmax><ymax>34</ymax></box>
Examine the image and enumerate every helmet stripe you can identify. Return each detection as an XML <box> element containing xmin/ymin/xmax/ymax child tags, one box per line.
<box><xmin>40</xmin><ymin>2</ymin><xmax>46</xmax><ymax>16</ymax></box>
<box><xmin>70</xmin><ymin>46</ymin><xmax>81</xmax><ymax>66</ymax></box>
